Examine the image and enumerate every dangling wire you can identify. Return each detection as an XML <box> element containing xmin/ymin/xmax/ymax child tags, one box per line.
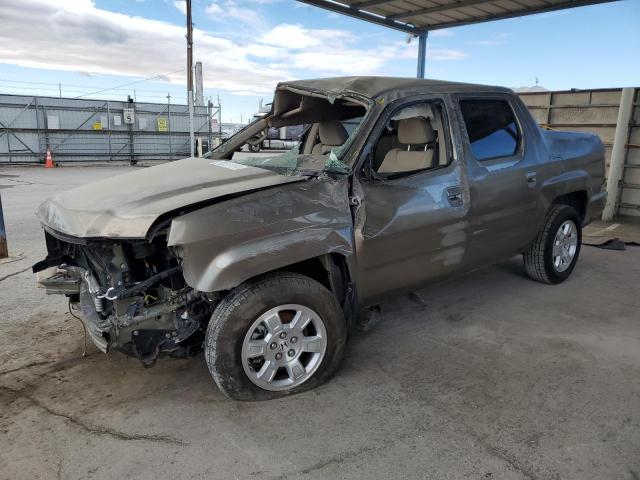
<box><xmin>68</xmin><ymin>299</ymin><xmax>87</xmax><ymax>357</ymax></box>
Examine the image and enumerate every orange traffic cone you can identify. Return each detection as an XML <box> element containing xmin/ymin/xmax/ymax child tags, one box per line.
<box><xmin>44</xmin><ymin>148</ymin><xmax>56</xmax><ymax>168</ymax></box>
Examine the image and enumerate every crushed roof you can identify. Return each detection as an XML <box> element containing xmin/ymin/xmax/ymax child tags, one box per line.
<box><xmin>277</xmin><ymin>76</ymin><xmax>512</xmax><ymax>99</ymax></box>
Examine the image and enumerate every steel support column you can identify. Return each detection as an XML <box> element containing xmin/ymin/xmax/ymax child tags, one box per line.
<box><xmin>603</xmin><ymin>87</ymin><xmax>634</xmax><ymax>221</ymax></box>
<box><xmin>417</xmin><ymin>32</ymin><xmax>428</xmax><ymax>79</ymax></box>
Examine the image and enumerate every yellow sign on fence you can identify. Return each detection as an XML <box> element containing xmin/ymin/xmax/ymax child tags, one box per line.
<box><xmin>92</xmin><ymin>121</ymin><xmax>102</xmax><ymax>130</ymax></box>
<box><xmin>157</xmin><ymin>117</ymin><xmax>168</xmax><ymax>132</ymax></box>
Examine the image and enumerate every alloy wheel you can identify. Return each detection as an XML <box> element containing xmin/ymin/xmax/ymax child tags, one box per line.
<box><xmin>241</xmin><ymin>304</ymin><xmax>327</xmax><ymax>391</ymax></box>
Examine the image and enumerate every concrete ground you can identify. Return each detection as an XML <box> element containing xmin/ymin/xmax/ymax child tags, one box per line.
<box><xmin>1</xmin><ymin>164</ymin><xmax>639</xmax><ymax>480</ymax></box>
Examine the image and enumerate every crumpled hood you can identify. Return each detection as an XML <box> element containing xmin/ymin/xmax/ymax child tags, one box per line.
<box><xmin>37</xmin><ymin>157</ymin><xmax>305</xmax><ymax>239</ymax></box>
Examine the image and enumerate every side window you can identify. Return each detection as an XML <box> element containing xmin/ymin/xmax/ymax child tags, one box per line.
<box><xmin>342</xmin><ymin>117</ymin><xmax>363</xmax><ymax>136</ymax></box>
<box><xmin>372</xmin><ymin>102</ymin><xmax>449</xmax><ymax>175</ymax></box>
<box><xmin>459</xmin><ymin>99</ymin><xmax>520</xmax><ymax>161</ymax></box>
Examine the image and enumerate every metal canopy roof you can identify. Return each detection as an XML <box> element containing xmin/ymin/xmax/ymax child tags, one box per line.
<box><xmin>296</xmin><ymin>0</ymin><xmax>617</xmax><ymax>34</ymax></box>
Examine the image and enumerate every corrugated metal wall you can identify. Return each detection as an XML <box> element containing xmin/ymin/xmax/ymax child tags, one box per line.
<box><xmin>0</xmin><ymin>94</ymin><xmax>214</xmax><ymax>163</ymax></box>
<box><xmin>519</xmin><ymin>88</ymin><xmax>640</xmax><ymax>218</ymax></box>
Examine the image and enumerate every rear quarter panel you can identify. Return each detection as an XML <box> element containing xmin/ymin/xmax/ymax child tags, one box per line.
<box><xmin>538</xmin><ymin>129</ymin><xmax>606</xmax><ymax>224</ymax></box>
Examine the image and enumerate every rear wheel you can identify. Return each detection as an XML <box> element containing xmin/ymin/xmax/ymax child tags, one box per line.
<box><xmin>524</xmin><ymin>204</ymin><xmax>582</xmax><ymax>284</ymax></box>
<box><xmin>205</xmin><ymin>272</ymin><xmax>347</xmax><ymax>400</ymax></box>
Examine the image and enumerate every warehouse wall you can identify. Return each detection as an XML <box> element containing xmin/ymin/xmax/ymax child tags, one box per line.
<box><xmin>519</xmin><ymin>88</ymin><xmax>640</xmax><ymax>218</ymax></box>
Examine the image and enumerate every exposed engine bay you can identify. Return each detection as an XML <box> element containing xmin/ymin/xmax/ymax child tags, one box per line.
<box><xmin>34</xmin><ymin>229</ymin><xmax>214</xmax><ymax>366</ymax></box>
<box><xmin>31</xmin><ymin>86</ymin><xmax>366</xmax><ymax>367</ymax></box>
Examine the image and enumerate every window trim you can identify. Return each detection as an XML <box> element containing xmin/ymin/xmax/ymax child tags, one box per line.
<box><xmin>456</xmin><ymin>95</ymin><xmax>524</xmax><ymax>165</ymax></box>
<box><xmin>357</xmin><ymin>96</ymin><xmax>454</xmax><ymax>182</ymax></box>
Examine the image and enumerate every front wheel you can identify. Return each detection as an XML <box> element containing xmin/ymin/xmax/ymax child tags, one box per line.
<box><xmin>248</xmin><ymin>143</ymin><xmax>261</xmax><ymax>153</ymax></box>
<box><xmin>204</xmin><ymin>272</ymin><xmax>347</xmax><ymax>400</ymax></box>
<box><xmin>524</xmin><ymin>204</ymin><xmax>582</xmax><ymax>284</ymax></box>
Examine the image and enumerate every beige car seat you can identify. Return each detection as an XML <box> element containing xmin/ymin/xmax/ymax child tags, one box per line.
<box><xmin>373</xmin><ymin>133</ymin><xmax>399</xmax><ymax>171</ymax></box>
<box><xmin>377</xmin><ymin>117</ymin><xmax>436</xmax><ymax>173</ymax></box>
<box><xmin>312</xmin><ymin>121</ymin><xmax>349</xmax><ymax>155</ymax></box>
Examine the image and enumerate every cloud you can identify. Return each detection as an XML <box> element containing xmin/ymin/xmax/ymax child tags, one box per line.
<box><xmin>0</xmin><ymin>0</ymin><xmax>282</xmax><ymax>94</ymax></box>
<box><xmin>261</xmin><ymin>24</ymin><xmax>356</xmax><ymax>49</ymax></box>
<box><xmin>430</xmin><ymin>29</ymin><xmax>454</xmax><ymax>38</ymax></box>
<box><xmin>428</xmin><ymin>49</ymin><xmax>468</xmax><ymax>60</ymax></box>
<box><xmin>379</xmin><ymin>41</ymin><xmax>468</xmax><ymax>62</ymax></box>
<box><xmin>205</xmin><ymin>2</ymin><xmax>223</xmax><ymax>14</ymax></box>
<box><xmin>0</xmin><ymin>0</ymin><xmax>468</xmax><ymax>96</ymax></box>
<box><xmin>471</xmin><ymin>33</ymin><xmax>511</xmax><ymax>47</ymax></box>
<box><xmin>173</xmin><ymin>0</ymin><xmax>186</xmax><ymax>14</ymax></box>
<box><xmin>205</xmin><ymin>1</ymin><xmax>266</xmax><ymax>29</ymax></box>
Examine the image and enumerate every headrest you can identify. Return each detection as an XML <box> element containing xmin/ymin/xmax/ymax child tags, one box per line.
<box><xmin>398</xmin><ymin>117</ymin><xmax>435</xmax><ymax>145</ymax></box>
<box><xmin>319</xmin><ymin>120</ymin><xmax>348</xmax><ymax>146</ymax></box>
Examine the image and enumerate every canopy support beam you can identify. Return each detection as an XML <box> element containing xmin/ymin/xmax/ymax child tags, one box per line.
<box><xmin>295</xmin><ymin>0</ymin><xmax>616</xmax><ymax>33</ymax></box>
<box><xmin>417</xmin><ymin>32</ymin><xmax>428</xmax><ymax>78</ymax></box>
<box><xmin>296</xmin><ymin>0</ymin><xmax>423</xmax><ymax>34</ymax></box>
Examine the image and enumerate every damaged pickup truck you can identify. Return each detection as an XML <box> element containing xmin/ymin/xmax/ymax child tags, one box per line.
<box><xmin>33</xmin><ymin>77</ymin><xmax>606</xmax><ymax>400</ymax></box>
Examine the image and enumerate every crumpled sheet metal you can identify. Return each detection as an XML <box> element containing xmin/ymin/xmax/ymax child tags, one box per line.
<box><xmin>351</xmin><ymin>165</ymin><xmax>470</xmax><ymax>302</ymax></box>
<box><xmin>276</xmin><ymin>77</ymin><xmax>510</xmax><ymax>104</ymax></box>
<box><xmin>35</xmin><ymin>158</ymin><xmax>304</xmax><ymax>239</ymax></box>
<box><xmin>168</xmin><ymin>177</ymin><xmax>353</xmax><ymax>292</ymax></box>
<box><xmin>37</xmin><ymin>198</ymin><xmax>159</xmax><ymax>239</ymax></box>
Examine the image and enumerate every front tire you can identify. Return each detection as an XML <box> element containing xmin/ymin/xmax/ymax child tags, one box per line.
<box><xmin>205</xmin><ymin>272</ymin><xmax>347</xmax><ymax>400</ymax></box>
<box><xmin>524</xmin><ymin>204</ymin><xmax>582</xmax><ymax>284</ymax></box>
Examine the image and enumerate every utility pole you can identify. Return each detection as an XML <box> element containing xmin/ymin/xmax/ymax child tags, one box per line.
<box><xmin>0</xmin><ymin>193</ymin><xmax>7</xmax><ymax>259</ymax></box>
<box><xmin>207</xmin><ymin>99</ymin><xmax>213</xmax><ymax>152</ymax></box>
<box><xmin>186</xmin><ymin>0</ymin><xmax>195</xmax><ymax>158</ymax></box>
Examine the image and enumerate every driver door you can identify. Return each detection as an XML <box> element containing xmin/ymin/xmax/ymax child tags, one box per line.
<box><xmin>354</xmin><ymin>97</ymin><xmax>470</xmax><ymax>304</ymax></box>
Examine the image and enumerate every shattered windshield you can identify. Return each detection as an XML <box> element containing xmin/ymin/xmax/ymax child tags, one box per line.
<box><xmin>204</xmin><ymin>93</ymin><xmax>370</xmax><ymax>176</ymax></box>
<box><xmin>231</xmin><ymin>147</ymin><xmax>351</xmax><ymax>176</ymax></box>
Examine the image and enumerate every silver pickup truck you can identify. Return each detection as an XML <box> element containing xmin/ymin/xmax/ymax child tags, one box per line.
<box><xmin>33</xmin><ymin>77</ymin><xmax>606</xmax><ymax>400</ymax></box>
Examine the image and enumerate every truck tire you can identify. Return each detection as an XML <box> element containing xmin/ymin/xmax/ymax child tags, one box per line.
<box><xmin>249</xmin><ymin>143</ymin><xmax>260</xmax><ymax>153</ymax></box>
<box><xmin>523</xmin><ymin>204</ymin><xmax>582</xmax><ymax>284</ymax></box>
<box><xmin>204</xmin><ymin>272</ymin><xmax>347</xmax><ymax>400</ymax></box>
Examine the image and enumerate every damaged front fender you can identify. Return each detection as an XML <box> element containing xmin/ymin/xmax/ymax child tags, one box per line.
<box><xmin>168</xmin><ymin>177</ymin><xmax>354</xmax><ymax>292</ymax></box>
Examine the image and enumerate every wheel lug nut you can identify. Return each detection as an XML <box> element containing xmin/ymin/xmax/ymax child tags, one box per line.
<box><xmin>275</xmin><ymin>352</ymin><xmax>282</xmax><ymax>360</ymax></box>
<box><xmin>270</xmin><ymin>342</ymin><xmax>277</xmax><ymax>350</ymax></box>
<box><xmin>288</xmin><ymin>349</ymin><xmax>295</xmax><ymax>357</ymax></box>
<box><xmin>291</xmin><ymin>336</ymin><xmax>297</xmax><ymax>343</ymax></box>
<box><xmin>279</xmin><ymin>332</ymin><xmax>287</xmax><ymax>339</ymax></box>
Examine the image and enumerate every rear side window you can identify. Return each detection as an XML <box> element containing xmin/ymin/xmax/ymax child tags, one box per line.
<box><xmin>459</xmin><ymin>99</ymin><xmax>520</xmax><ymax>161</ymax></box>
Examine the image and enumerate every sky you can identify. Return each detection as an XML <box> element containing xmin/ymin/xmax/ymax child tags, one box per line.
<box><xmin>0</xmin><ymin>0</ymin><xmax>638</xmax><ymax>123</ymax></box>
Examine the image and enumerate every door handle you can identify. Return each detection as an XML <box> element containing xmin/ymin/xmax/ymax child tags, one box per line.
<box><xmin>525</xmin><ymin>171</ymin><xmax>537</xmax><ymax>187</ymax></box>
<box><xmin>446</xmin><ymin>186</ymin><xmax>463</xmax><ymax>207</ymax></box>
